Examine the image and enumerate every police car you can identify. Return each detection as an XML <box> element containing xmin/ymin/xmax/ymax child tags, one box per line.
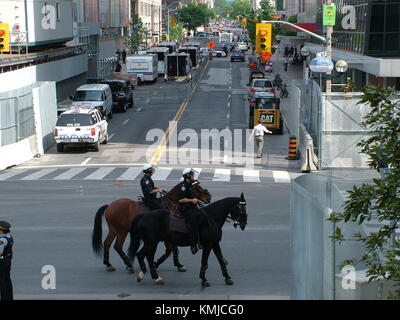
<box><xmin>54</xmin><ymin>107</ymin><xmax>108</xmax><ymax>152</ymax></box>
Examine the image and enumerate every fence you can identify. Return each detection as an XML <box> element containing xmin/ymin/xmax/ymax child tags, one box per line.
<box><xmin>291</xmin><ymin>169</ymin><xmax>397</xmax><ymax>299</ymax></box>
<box><xmin>98</xmin><ymin>56</ymin><xmax>118</xmax><ymax>79</ymax></box>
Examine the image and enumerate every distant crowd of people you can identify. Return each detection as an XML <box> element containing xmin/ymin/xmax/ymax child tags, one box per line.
<box><xmin>284</xmin><ymin>46</ymin><xmax>297</xmax><ymax>58</ymax></box>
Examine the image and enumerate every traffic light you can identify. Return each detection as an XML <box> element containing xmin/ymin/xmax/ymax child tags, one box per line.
<box><xmin>242</xmin><ymin>18</ymin><xmax>247</xmax><ymax>27</ymax></box>
<box><xmin>255</xmin><ymin>23</ymin><xmax>272</xmax><ymax>55</ymax></box>
<box><xmin>0</xmin><ymin>23</ymin><xmax>10</xmax><ymax>52</ymax></box>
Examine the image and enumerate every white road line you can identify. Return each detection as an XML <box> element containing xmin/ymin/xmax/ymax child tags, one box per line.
<box><xmin>137</xmin><ymin>107</ymin><xmax>142</xmax><ymax>112</ymax></box>
<box><xmin>122</xmin><ymin>119</ymin><xmax>130</xmax><ymax>126</ymax></box>
<box><xmin>117</xmin><ymin>167</ymin><xmax>142</xmax><ymax>180</ymax></box>
<box><xmin>273</xmin><ymin>171</ymin><xmax>291</xmax><ymax>183</ymax></box>
<box><xmin>109</xmin><ymin>133</ymin><xmax>115</xmax><ymax>140</ymax></box>
<box><xmin>84</xmin><ymin>167</ymin><xmax>116</xmax><ymax>180</ymax></box>
<box><xmin>81</xmin><ymin>158</ymin><xmax>91</xmax><ymax>166</ymax></box>
<box><xmin>152</xmin><ymin>167</ymin><xmax>173</xmax><ymax>181</ymax></box>
<box><xmin>213</xmin><ymin>169</ymin><xmax>231</xmax><ymax>182</ymax></box>
<box><xmin>243</xmin><ymin>169</ymin><xmax>260</xmax><ymax>183</ymax></box>
<box><xmin>53</xmin><ymin>167</ymin><xmax>87</xmax><ymax>180</ymax></box>
<box><xmin>227</xmin><ymin>102</ymin><xmax>231</xmax><ymax>108</ymax></box>
<box><xmin>0</xmin><ymin>170</ymin><xmax>27</xmax><ymax>181</ymax></box>
<box><xmin>20</xmin><ymin>169</ymin><xmax>57</xmax><ymax>180</ymax></box>
<box><xmin>227</xmin><ymin>113</ymin><xmax>230</xmax><ymax>119</ymax></box>
<box><xmin>229</xmin><ymin>86</ymin><xmax>232</xmax><ymax>90</ymax></box>
<box><xmin>228</xmin><ymin>95</ymin><xmax>231</xmax><ymax>98</ymax></box>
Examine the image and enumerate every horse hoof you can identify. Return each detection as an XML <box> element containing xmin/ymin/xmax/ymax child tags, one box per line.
<box><xmin>126</xmin><ymin>266</ymin><xmax>134</xmax><ymax>273</ymax></box>
<box><xmin>155</xmin><ymin>277</ymin><xmax>165</xmax><ymax>285</ymax></box>
<box><xmin>106</xmin><ymin>266</ymin><xmax>116</xmax><ymax>272</ymax></box>
<box><xmin>136</xmin><ymin>271</ymin><xmax>145</xmax><ymax>282</ymax></box>
<box><xmin>225</xmin><ymin>278</ymin><xmax>234</xmax><ymax>285</ymax></box>
<box><xmin>178</xmin><ymin>266</ymin><xmax>187</xmax><ymax>272</ymax></box>
<box><xmin>201</xmin><ymin>281</ymin><xmax>210</xmax><ymax>288</ymax></box>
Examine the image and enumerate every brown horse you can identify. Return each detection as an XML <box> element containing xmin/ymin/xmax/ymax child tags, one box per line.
<box><xmin>92</xmin><ymin>181</ymin><xmax>211</xmax><ymax>272</ymax></box>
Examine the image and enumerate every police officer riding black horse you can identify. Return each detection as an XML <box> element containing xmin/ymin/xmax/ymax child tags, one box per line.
<box><xmin>140</xmin><ymin>164</ymin><xmax>165</xmax><ymax>210</ymax></box>
<box><xmin>0</xmin><ymin>221</ymin><xmax>13</xmax><ymax>300</ymax></box>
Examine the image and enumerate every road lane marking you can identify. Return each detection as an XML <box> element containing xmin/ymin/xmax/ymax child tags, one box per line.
<box><xmin>84</xmin><ymin>167</ymin><xmax>116</xmax><ymax>180</ymax></box>
<box><xmin>0</xmin><ymin>170</ymin><xmax>27</xmax><ymax>180</ymax></box>
<box><xmin>20</xmin><ymin>169</ymin><xmax>57</xmax><ymax>180</ymax></box>
<box><xmin>243</xmin><ymin>169</ymin><xmax>260</xmax><ymax>183</ymax></box>
<box><xmin>117</xmin><ymin>167</ymin><xmax>142</xmax><ymax>180</ymax></box>
<box><xmin>109</xmin><ymin>133</ymin><xmax>115</xmax><ymax>140</ymax></box>
<box><xmin>227</xmin><ymin>102</ymin><xmax>231</xmax><ymax>108</ymax></box>
<box><xmin>81</xmin><ymin>158</ymin><xmax>91</xmax><ymax>165</ymax></box>
<box><xmin>273</xmin><ymin>170</ymin><xmax>291</xmax><ymax>183</ymax></box>
<box><xmin>53</xmin><ymin>167</ymin><xmax>87</xmax><ymax>180</ymax></box>
<box><xmin>122</xmin><ymin>119</ymin><xmax>130</xmax><ymax>126</ymax></box>
<box><xmin>212</xmin><ymin>169</ymin><xmax>231</xmax><ymax>182</ymax></box>
<box><xmin>137</xmin><ymin>107</ymin><xmax>142</xmax><ymax>112</ymax></box>
<box><xmin>151</xmin><ymin>167</ymin><xmax>172</xmax><ymax>181</ymax></box>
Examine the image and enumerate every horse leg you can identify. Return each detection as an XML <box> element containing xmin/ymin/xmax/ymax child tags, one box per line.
<box><xmin>213</xmin><ymin>243</ymin><xmax>233</xmax><ymax>285</ymax></box>
<box><xmin>199</xmin><ymin>247</ymin><xmax>212</xmax><ymax>287</ymax></box>
<box><xmin>153</xmin><ymin>242</ymin><xmax>171</xmax><ymax>270</ymax></box>
<box><xmin>136</xmin><ymin>246</ymin><xmax>147</xmax><ymax>282</ymax></box>
<box><xmin>145</xmin><ymin>243</ymin><xmax>164</xmax><ymax>285</ymax></box>
<box><xmin>172</xmin><ymin>246</ymin><xmax>187</xmax><ymax>272</ymax></box>
<box><xmin>114</xmin><ymin>232</ymin><xmax>134</xmax><ymax>273</ymax></box>
<box><xmin>103</xmin><ymin>231</ymin><xmax>116</xmax><ymax>272</ymax></box>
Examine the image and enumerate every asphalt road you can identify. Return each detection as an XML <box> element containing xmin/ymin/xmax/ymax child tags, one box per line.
<box><xmin>0</xmin><ymin>36</ymin><xmax>302</xmax><ymax>299</ymax></box>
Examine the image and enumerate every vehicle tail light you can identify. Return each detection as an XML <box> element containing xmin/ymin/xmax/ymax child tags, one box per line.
<box><xmin>91</xmin><ymin>128</ymin><xmax>96</xmax><ymax>136</ymax></box>
<box><xmin>270</xmin><ymin>88</ymin><xmax>275</xmax><ymax>94</ymax></box>
<box><xmin>54</xmin><ymin>128</ymin><xmax>58</xmax><ymax>137</ymax></box>
<box><xmin>250</xmin><ymin>100</ymin><xmax>256</xmax><ymax>106</ymax></box>
<box><xmin>250</xmin><ymin>88</ymin><xmax>256</xmax><ymax>93</ymax></box>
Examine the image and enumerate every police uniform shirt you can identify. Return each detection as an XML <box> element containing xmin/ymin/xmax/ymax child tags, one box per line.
<box><xmin>140</xmin><ymin>175</ymin><xmax>156</xmax><ymax>199</ymax></box>
<box><xmin>178</xmin><ymin>181</ymin><xmax>195</xmax><ymax>211</ymax></box>
<box><xmin>0</xmin><ymin>233</ymin><xmax>13</xmax><ymax>258</ymax></box>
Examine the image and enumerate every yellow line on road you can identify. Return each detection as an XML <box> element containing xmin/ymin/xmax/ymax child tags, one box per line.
<box><xmin>150</xmin><ymin>60</ymin><xmax>210</xmax><ymax>165</ymax></box>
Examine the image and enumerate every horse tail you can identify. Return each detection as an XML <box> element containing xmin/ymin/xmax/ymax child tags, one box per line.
<box><xmin>128</xmin><ymin>215</ymin><xmax>143</xmax><ymax>263</ymax></box>
<box><xmin>92</xmin><ymin>204</ymin><xmax>108</xmax><ymax>257</ymax></box>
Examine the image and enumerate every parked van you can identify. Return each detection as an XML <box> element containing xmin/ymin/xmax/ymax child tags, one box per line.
<box><xmin>147</xmin><ymin>47</ymin><xmax>169</xmax><ymax>75</ymax></box>
<box><xmin>70</xmin><ymin>84</ymin><xmax>113</xmax><ymax>119</ymax></box>
<box><xmin>126</xmin><ymin>54</ymin><xmax>158</xmax><ymax>85</ymax></box>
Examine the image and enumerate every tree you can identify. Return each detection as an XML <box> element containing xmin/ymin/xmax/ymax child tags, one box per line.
<box><xmin>328</xmin><ymin>86</ymin><xmax>400</xmax><ymax>299</ymax></box>
<box><xmin>214</xmin><ymin>0</ymin><xmax>232</xmax><ymax>17</ymax></box>
<box><xmin>177</xmin><ymin>2</ymin><xmax>215</xmax><ymax>34</ymax></box>
<box><xmin>231</xmin><ymin>0</ymin><xmax>252</xmax><ymax>18</ymax></box>
<box><xmin>125</xmin><ymin>11</ymin><xmax>147</xmax><ymax>53</ymax></box>
<box><xmin>169</xmin><ymin>23</ymin><xmax>183</xmax><ymax>41</ymax></box>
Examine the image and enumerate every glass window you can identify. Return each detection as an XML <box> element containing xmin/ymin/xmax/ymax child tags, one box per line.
<box><xmin>56</xmin><ymin>114</ymin><xmax>93</xmax><ymax>127</ymax></box>
<box><xmin>386</xmin><ymin>4</ymin><xmax>400</xmax><ymax>32</ymax></box>
<box><xmin>384</xmin><ymin>33</ymin><xmax>399</xmax><ymax>52</ymax></box>
<box><xmin>370</xmin><ymin>4</ymin><xmax>385</xmax><ymax>32</ymax></box>
<box><xmin>368</xmin><ymin>34</ymin><xmax>384</xmax><ymax>51</ymax></box>
<box><xmin>73</xmin><ymin>90</ymin><xmax>104</xmax><ymax>102</ymax></box>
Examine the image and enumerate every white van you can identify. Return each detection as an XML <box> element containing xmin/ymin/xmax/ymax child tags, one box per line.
<box><xmin>147</xmin><ymin>47</ymin><xmax>169</xmax><ymax>75</ymax></box>
<box><xmin>70</xmin><ymin>84</ymin><xmax>113</xmax><ymax>119</ymax></box>
<box><xmin>126</xmin><ymin>54</ymin><xmax>158</xmax><ymax>85</ymax></box>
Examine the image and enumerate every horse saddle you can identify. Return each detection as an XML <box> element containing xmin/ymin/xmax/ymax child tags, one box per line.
<box><xmin>169</xmin><ymin>214</ymin><xmax>189</xmax><ymax>234</ymax></box>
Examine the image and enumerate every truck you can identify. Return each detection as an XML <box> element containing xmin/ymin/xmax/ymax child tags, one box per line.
<box><xmin>178</xmin><ymin>46</ymin><xmax>199</xmax><ymax>68</ymax></box>
<box><xmin>126</xmin><ymin>54</ymin><xmax>158</xmax><ymax>85</ymax></box>
<box><xmin>147</xmin><ymin>47</ymin><xmax>169</xmax><ymax>75</ymax></box>
<box><xmin>219</xmin><ymin>32</ymin><xmax>233</xmax><ymax>44</ymax></box>
<box><xmin>166</xmin><ymin>53</ymin><xmax>192</xmax><ymax>79</ymax></box>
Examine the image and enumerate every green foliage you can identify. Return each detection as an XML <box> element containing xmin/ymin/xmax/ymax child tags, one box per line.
<box><xmin>231</xmin><ymin>0</ymin><xmax>252</xmax><ymax>18</ymax></box>
<box><xmin>169</xmin><ymin>23</ymin><xmax>183</xmax><ymax>41</ymax></box>
<box><xmin>177</xmin><ymin>2</ymin><xmax>215</xmax><ymax>33</ymax></box>
<box><xmin>329</xmin><ymin>86</ymin><xmax>400</xmax><ymax>299</ymax></box>
<box><xmin>125</xmin><ymin>11</ymin><xmax>146</xmax><ymax>53</ymax></box>
<box><xmin>215</xmin><ymin>0</ymin><xmax>232</xmax><ymax>17</ymax></box>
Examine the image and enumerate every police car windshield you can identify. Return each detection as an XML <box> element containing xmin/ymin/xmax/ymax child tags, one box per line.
<box><xmin>56</xmin><ymin>114</ymin><xmax>93</xmax><ymax>127</ymax></box>
<box><xmin>74</xmin><ymin>90</ymin><xmax>104</xmax><ymax>101</ymax></box>
<box><xmin>253</xmin><ymin>80</ymin><xmax>272</xmax><ymax>88</ymax></box>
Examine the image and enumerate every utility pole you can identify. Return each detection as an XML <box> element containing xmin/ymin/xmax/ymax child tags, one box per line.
<box><xmin>325</xmin><ymin>0</ymin><xmax>333</xmax><ymax>95</ymax></box>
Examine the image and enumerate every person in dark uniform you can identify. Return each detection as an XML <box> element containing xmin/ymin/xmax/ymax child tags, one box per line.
<box><xmin>122</xmin><ymin>49</ymin><xmax>127</xmax><ymax>64</ymax></box>
<box><xmin>178</xmin><ymin>168</ymin><xmax>201</xmax><ymax>255</ymax></box>
<box><xmin>0</xmin><ymin>221</ymin><xmax>13</xmax><ymax>300</ymax></box>
<box><xmin>140</xmin><ymin>164</ymin><xmax>164</xmax><ymax>210</ymax></box>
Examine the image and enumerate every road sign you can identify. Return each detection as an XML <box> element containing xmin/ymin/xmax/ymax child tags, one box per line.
<box><xmin>207</xmin><ymin>41</ymin><xmax>215</xmax><ymax>49</ymax></box>
<box><xmin>323</xmin><ymin>5</ymin><xmax>336</xmax><ymax>26</ymax></box>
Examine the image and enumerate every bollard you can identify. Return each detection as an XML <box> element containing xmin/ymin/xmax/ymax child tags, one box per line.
<box><xmin>285</xmin><ymin>136</ymin><xmax>300</xmax><ymax>160</ymax></box>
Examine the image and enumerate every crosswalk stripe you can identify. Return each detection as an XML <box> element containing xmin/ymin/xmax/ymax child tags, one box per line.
<box><xmin>273</xmin><ymin>170</ymin><xmax>291</xmax><ymax>183</ymax></box>
<box><xmin>152</xmin><ymin>167</ymin><xmax>173</xmax><ymax>181</ymax></box>
<box><xmin>243</xmin><ymin>169</ymin><xmax>260</xmax><ymax>182</ymax></box>
<box><xmin>213</xmin><ymin>169</ymin><xmax>231</xmax><ymax>182</ymax></box>
<box><xmin>20</xmin><ymin>169</ymin><xmax>57</xmax><ymax>180</ymax></box>
<box><xmin>0</xmin><ymin>170</ymin><xmax>27</xmax><ymax>181</ymax></box>
<box><xmin>117</xmin><ymin>167</ymin><xmax>142</xmax><ymax>180</ymax></box>
<box><xmin>84</xmin><ymin>167</ymin><xmax>116</xmax><ymax>180</ymax></box>
<box><xmin>53</xmin><ymin>167</ymin><xmax>87</xmax><ymax>180</ymax></box>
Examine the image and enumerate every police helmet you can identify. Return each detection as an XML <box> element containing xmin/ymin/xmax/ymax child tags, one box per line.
<box><xmin>0</xmin><ymin>221</ymin><xmax>11</xmax><ymax>232</ymax></box>
<box><xmin>182</xmin><ymin>168</ymin><xmax>197</xmax><ymax>179</ymax></box>
<box><xmin>143</xmin><ymin>164</ymin><xmax>156</xmax><ymax>174</ymax></box>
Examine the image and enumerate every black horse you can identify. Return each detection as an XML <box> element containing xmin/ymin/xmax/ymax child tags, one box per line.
<box><xmin>128</xmin><ymin>193</ymin><xmax>248</xmax><ymax>287</ymax></box>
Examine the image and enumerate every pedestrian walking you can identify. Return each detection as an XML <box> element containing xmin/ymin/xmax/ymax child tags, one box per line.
<box><xmin>249</xmin><ymin>120</ymin><xmax>272</xmax><ymax>158</ymax></box>
<box><xmin>0</xmin><ymin>221</ymin><xmax>13</xmax><ymax>300</ymax></box>
<box><xmin>115</xmin><ymin>49</ymin><xmax>121</xmax><ymax>62</ymax></box>
<box><xmin>115</xmin><ymin>61</ymin><xmax>122</xmax><ymax>72</ymax></box>
<box><xmin>283</xmin><ymin>57</ymin><xmax>289</xmax><ymax>72</ymax></box>
<box><xmin>284</xmin><ymin>46</ymin><xmax>289</xmax><ymax>57</ymax></box>
<box><xmin>122</xmin><ymin>49</ymin><xmax>127</xmax><ymax>64</ymax></box>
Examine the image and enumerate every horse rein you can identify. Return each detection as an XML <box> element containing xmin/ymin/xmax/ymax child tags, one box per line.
<box><xmin>226</xmin><ymin>202</ymin><xmax>247</xmax><ymax>226</ymax></box>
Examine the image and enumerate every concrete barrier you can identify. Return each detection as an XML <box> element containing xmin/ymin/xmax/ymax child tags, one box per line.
<box><xmin>0</xmin><ymin>136</ymin><xmax>37</xmax><ymax>171</ymax></box>
<box><xmin>299</xmin><ymin>123</ymin><xmax>318</xmax><ymax>172</ymax></box>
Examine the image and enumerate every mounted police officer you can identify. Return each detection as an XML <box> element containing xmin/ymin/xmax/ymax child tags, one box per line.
<box><xmin>178</xmin><ymin>168</ymin><xmax>201</xmax><ymax>255</ymax></box>
<box><xmin>0</xmin><ymin>221</ymin><xmax>13</xmax><ymax>300</ymax></box>
<box><xmin>140</xmin><ymin>164</ymin><xmax>165</xmax><ymax>210</ymax></box>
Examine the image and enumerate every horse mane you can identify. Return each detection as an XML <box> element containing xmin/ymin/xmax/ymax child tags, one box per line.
<box><xmin>204</xmin><ymin>197</ymin><xmax>239</xmax><ymax>213</ymax></box>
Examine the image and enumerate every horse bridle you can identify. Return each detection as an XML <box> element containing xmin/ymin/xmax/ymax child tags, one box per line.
<box><xmin>226</xmin><ymin>201</ymin><xmax>247</xmax><ymax>227</ymax></box>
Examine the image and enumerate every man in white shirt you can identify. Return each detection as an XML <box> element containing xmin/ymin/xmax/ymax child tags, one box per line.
<box><xmin>249</xmin><ymin>120</ymin><xmax>273</xmax><ymax>158</ymax></box>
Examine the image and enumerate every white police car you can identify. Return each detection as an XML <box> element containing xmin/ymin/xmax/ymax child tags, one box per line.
<box><xmin>54</xmin><ymin>107</ymin><xmax>108</xmax><ymax>152</ymax></box>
